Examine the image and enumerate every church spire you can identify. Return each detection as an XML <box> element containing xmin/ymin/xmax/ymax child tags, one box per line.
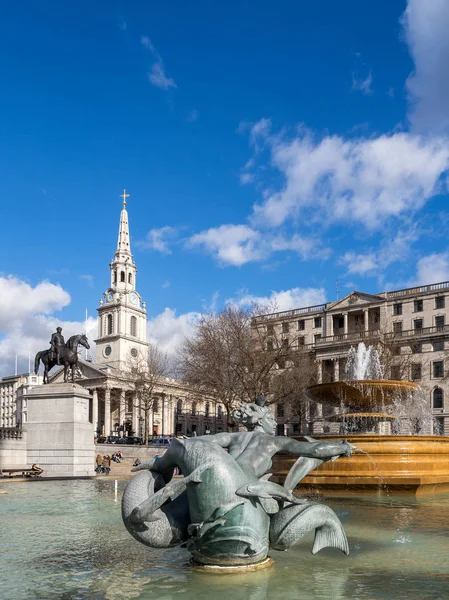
<box><xmin>116</xmin><ymin>189</ymin><xmax>132</xmax><ymax>257</ymax></box>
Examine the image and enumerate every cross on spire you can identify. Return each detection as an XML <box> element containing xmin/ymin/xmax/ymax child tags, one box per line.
<box><xmin>120</xmin><ymin>188</ymin><xmax>130</xmax><ymax>207</ymax></box>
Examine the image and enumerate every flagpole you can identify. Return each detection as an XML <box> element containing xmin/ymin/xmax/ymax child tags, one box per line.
<box><xmin>85</xmin><ymin>308</ymin><xmax>88</xmax><ymax>360</ymax></box>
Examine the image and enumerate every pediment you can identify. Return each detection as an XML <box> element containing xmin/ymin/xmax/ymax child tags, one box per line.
<box><xmin>48</xmin><ymin>359</ymin><xmax>112</xmax><ymax>384</ymax></box>
<box><xmin>328</xmin><ymin>291</ymin><xmax>384</xmax><ymax>311</ymax></box>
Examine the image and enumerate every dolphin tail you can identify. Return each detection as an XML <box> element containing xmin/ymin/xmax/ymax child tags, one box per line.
<box><xmin>270</xmin><ymin>503</ymin><xmax>349</xmax><ymax>556</ymax></box>
<box><xmin>312</xmin><ymin>519</ymin><xmax>349</xmax><ymax>556</ymax></box>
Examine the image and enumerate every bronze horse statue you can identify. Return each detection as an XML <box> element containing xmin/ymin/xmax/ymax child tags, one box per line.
<box><xmin>34</xmin><ymin>334</ymin><xmax>90</xmax><ymax>384</ymax></box>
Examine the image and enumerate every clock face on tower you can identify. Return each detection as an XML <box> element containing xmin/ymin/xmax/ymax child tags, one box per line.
<box><xmin>106</xmin><ymin>292</ymin><xmax>114</xmax><ymax>302</ymax></box>
<box><xmin>129</xmin><ymin>292</ymin><xmax>138</xmax><ymax>305</ymax></box>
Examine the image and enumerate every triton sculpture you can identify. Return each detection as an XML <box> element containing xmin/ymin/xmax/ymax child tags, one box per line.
<box><xmin>34</xmin><ymin>330</ymin><xmax>90</xmax><ymax>383</ymax></box>
<box><xmin>122</xmin><ymin>398</ymin><xmax>354</xmax><ymax>569</ymax></box>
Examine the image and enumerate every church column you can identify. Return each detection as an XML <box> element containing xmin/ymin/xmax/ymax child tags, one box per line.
<box><xmin>119</xmin><ymin>389</ymin><xmax>126</xmax><ymax>432</ymax></box>
<box><xmin>132</xmin><ymin>391</ymin><xmax>139</xmax><ymax>436</ymax></box>
<box><xmin>104</xmin><ymin>387</ymin><xmax>111</xmax><ymax>435</ymax></box>
<box><xmin>92</xmin><ymin>388</ymin><xmax>98</xmax><ymax>434</ymax></box>
<box><xmin>161</xmin><ymin>394</ymin><xmax>166</xmax><ymax>435</ymax></box>
<box><xmin>364</xmin><ymin>308</ymin><xmax>370</xmax><ymax>332</ymax></box>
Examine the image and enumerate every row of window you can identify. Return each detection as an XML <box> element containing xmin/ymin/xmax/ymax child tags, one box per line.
<box><xmin>391</xmin><ymin>361</ymin><xmax>445</xmax><ymax>380</ymax></box>
<box><xmin>268</xmin><ymin>317</ymin><xmax>322</xmax><ymax>336</ymax></box>
<box><xmin>113</xmin><ymin>270</ymin><xmax>133</xmax><ymax>285</ymax></box>
<box><xmin>267</xmin><ymin>295</ymin><xmax>447</xmax><ymax>335</ymax></box>
<box><xmin>393</xmin><ymin>296</ymin><xmax>445</xmax><ymax>315</ymax></box>
<box><xmin>393</xmin><ymin>315</ymin><xmax>445</xmax><ymax>333</ymax></box>
<box><xmin>394</xmin><ymin>341</ymin><xmax>445</xmax><ymax>354</ymax></box>
<box><xmin>104</xmin><ymin>314</ymin><xmax>138</xmax><ymax>337</ymax></box>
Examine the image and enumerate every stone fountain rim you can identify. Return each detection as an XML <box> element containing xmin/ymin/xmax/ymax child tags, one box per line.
<box><xmin>307</xmin><ymin>379</ymin><xmax>420</xmax><ymax>391</ymax></box>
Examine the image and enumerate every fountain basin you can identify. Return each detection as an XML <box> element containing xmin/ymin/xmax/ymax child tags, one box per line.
<box><xmin>306</xmin><ymin>380</ymin><xmax>419</xmax><ymax>408</ymax></box>
<box><xmin>272</xmin><ymin>435</ymin><xmax>449</xmax><ymax>496</ymax></box>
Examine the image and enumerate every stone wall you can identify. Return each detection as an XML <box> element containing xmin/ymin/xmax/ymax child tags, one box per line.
<box><xmin>0</xmin><ymin>428</ymin><xmax>27</xmax><ymax>468</ymax></box>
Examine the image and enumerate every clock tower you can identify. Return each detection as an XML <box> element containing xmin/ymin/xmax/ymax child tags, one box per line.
<box><xmin>95</xmin><ymin>190</ymin><xmax>148</xmax><ymax>368</ymax></box>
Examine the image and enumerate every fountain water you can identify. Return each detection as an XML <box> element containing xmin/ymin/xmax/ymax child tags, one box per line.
<box><xmin>273</xmin><ymin>343</ymin><xmax>449</xmax><ymax>495</ymax></box>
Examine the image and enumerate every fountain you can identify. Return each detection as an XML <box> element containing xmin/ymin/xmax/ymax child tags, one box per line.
<box><xmin>273</xmin><ymin>343</ymin><xmax>449</xmax><ymax>495</ymax></box>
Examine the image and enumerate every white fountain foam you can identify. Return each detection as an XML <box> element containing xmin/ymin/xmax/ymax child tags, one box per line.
<box><xmin>344</xmin><ymin>342</ymin><xmax>384</xmax><ymax>381</ymax></box>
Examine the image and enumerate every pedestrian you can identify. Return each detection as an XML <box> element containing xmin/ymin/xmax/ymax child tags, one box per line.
<box><xmin>96</xmin><ymin>454</ymin><xmax>102</xmax><ymax>473</ymax></box>
<box><xmin>102</xmin><ymin>455</ymin><xmax>110</xmax><ymax>475</ymax></box>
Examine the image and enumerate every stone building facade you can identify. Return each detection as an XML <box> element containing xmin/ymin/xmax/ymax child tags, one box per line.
<box><xmin>261</xmin><ymin>282</ymin><xmax>449</xmax><ymax>436</ymax></box>
<box><xmin>0</xmin><ymin>372</ymin><xmax>43</xmax><ymax>428</ymax></box>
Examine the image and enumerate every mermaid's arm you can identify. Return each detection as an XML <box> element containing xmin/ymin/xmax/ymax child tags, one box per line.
<box><xmin>277</xmin><ymin>437</ymin><xmax>353</xmax><ymax>460</ymax></box>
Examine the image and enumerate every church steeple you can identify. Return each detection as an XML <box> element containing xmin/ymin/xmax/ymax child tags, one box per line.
<box><xmin>116</xmin><ymin>189</ymin><xmax>132</xmax><ymax>258</ymax></box>
<box><xmin>95</xmin><ymin>189</ymin><xmax>148</xmax><ymax>368</ymax></box>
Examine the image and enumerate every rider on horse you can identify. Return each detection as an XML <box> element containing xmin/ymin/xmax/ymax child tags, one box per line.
<box><xmin>49</xmin><ymin>327</ymin><xmax>65</xmax><ymax>366</ymax></box>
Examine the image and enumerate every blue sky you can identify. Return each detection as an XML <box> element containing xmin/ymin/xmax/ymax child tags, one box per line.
<box><xmin>1</xmin><ymin>0</ymin><xmax>449</xmax><ymax>375</ymax></box>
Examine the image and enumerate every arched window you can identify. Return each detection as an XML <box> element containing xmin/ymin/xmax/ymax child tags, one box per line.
<box><xmin>177</xmin><ymin>398</ymin><xmax>183</xmax><ymax>412</ymax></box>
<box><xmin>191</xmin><ymin>402</ymin><xmax>197</xmax><ymax>416</ymax></box>
<box><xmin>107</xmin><ymin>314</ymin><xmax>113</xmax><ymax>335</ymax></box>
<box><xmin>433</xmin><ymin>387</ymin><xmax>444</xmax><ymax>409</ymax></box>
<box><xmin>217</xmin><ymin>405</ymin><xmax>223</xmax><ymax>419</ymax></box>
<box><xmin>113</xmin><ymin>270</ymin><xmax>117</xmax><ymax>283</ymax></box>
<box><xmin>205</xmin><ymin>402</ymin><xmax>210</xmax><ymax>418</ymax></box>
<box><xmin>120</xmin><ymin>271</ymin><xmax>125</xmax><ymax>282</ymax></box>
<box><xmin>128</xmin><ymin>273</ymin><xmax>132</xmax><ymax>284</ymax></box>
<box><xmin>130</xmin><ymin>316</ymin><xmax>137</xmax><ymax>337</ymax></box>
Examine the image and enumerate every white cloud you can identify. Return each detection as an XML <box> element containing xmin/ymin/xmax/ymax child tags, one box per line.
<box><xmin>141</xmin><ymin>35</ymin><xmax>177</xmax><ymax>91</ymax></box>
<box><xmin>188</xmin><ymin>224</ymin><xmax>263</xmax><ymax>266</ymax></box>
<box><xmin>240</xmin><ymin>172</ymin><xmax>254</xmax><ymax>185</ymax></box>
<box><xmin>147</xmin><ymin>308</ymin><xmax>201</xmax><ymax>356</ymax></box>
<box><xmin>411</xmin><ymin>252</ymin><xmax>449</xmax><ymax>286</ymax></box>
<box><xmin>271</xmin><ymin>233</ymin><xmax>331</xmax><ymax>260</ymax></box>
<box><xmin>341</xmin><ymin>227</ymin><xmax>419</xmax><ymax>277</ymax></box>
<box><xmin>0</xmin><ymin>276</ymin><xmax>70</xmax><ymax>331</ymax></box>
<box><xmin>402</xmin><ymin>0</ymin><xmax>449</xmax><ymax>132</ymax></box>
<box><xmin>148</xmin><ymin>63</ymin><xmax>177</xmax><ymax>91</ymax></box>
<box><xmin>137</xmin><ymin>226</ymin><xmax>177</xmax><ymax>253</ymax></box>
<box><xmin>0</xmin><ymin>275</ymin><xmax>96</xmax><ymax>376</ymax></box>
<box><xmin>250</xmin><ymin>128</ymin><xmax>449</xmax><ymax>230</ymax></box>
<box><xmin>231</xmin><ymin>287</ymin><xmax>326</xmax><ymax>312</ymax></box>
<box><xmin>341</xmin><ymin>251</ymin><xmax>379</xmax><ymax>276</ymax></box>
<box><xmin>351</xmin><ymin>71</ymin><xmax>373</xmax><ymax>95</ymax></box>
<box><xmin>187</xmin><ymin>224</ymin><xmax>330</xmax><ymax>266</ymax></box>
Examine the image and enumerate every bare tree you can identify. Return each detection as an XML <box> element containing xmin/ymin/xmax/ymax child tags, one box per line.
<box><xmin>120</xmin><ymin>344</ymin><xmax>170</xmax><ymax>444</ymax></box>
<box><xmin>177</xmin><ymin>304</ymin><xmax>315</xmax><ymax>426</ymax></box>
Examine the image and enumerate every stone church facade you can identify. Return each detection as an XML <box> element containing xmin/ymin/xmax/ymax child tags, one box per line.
<box><xmin>51</xmin><ymin>191</ymin><xmax>227</xmax><ymax>438</ymax></box>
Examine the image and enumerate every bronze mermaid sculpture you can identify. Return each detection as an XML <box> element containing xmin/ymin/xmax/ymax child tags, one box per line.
<box><xmin>122</xmin><ymin>399</ymin><xmax>354</xmax><ymax>567</ymax></box>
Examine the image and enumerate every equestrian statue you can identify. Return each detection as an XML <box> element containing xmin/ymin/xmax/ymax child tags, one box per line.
<box><xmin>122</xmin><ymin>396</ymin><xmax>356</xmax><ymax>569</ymax></box>
<box><xmin>34</xmin><ymin>327</ymin><xmax>90</xmax><ymax>384</ymax></box>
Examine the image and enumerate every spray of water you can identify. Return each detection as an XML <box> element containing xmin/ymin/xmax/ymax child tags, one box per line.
<box><xmin>344</xmin><ymin>342</ymin><xmax>384</xmax><ymax>380</ymax></box>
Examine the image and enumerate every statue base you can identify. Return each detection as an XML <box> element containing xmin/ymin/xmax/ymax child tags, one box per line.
<box><xmin>24</xmin><ymin>383</ymin><xmax>95</xmax><ymax>478</ymax></box>
<box><xmin>190</xmin><ymin>557</ymin><xmax>274</xmax><ymax>574</ymax></box>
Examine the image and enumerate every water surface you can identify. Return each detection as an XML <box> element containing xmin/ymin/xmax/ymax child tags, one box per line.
<box><xmin>1</xmin><ymin>480</ymin><xmax>449</xmax><ymax>600</ymax></box>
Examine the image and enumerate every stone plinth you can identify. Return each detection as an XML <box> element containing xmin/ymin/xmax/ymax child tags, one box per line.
<box><xmin>25</xmin><ymin>383</ymin><xmax>95</xmax><ymax>478</ymax></box>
